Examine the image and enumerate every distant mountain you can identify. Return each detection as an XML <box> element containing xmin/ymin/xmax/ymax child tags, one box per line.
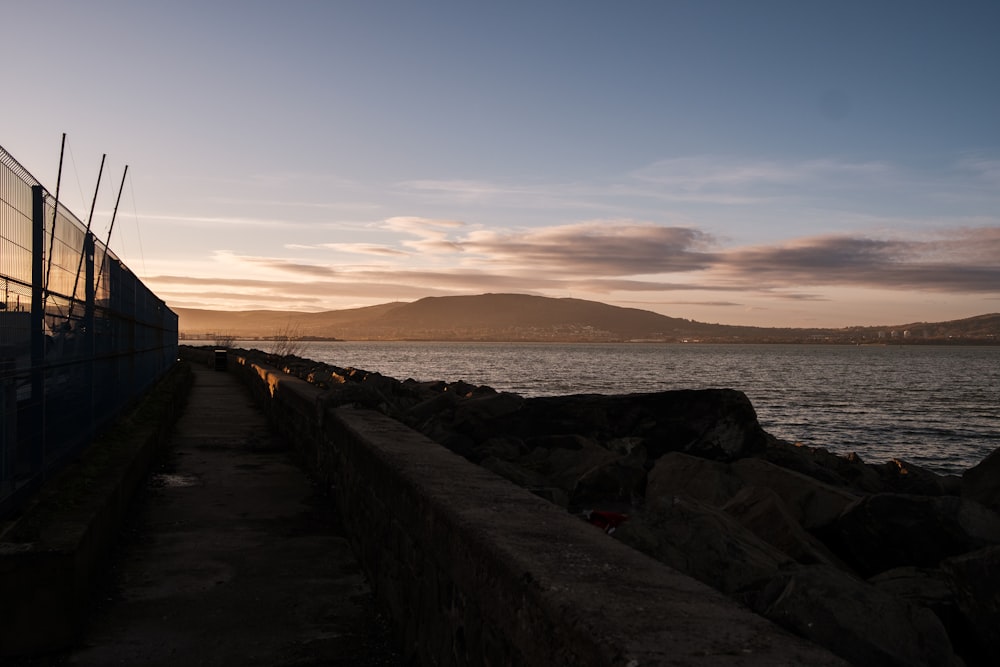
<box><xmin>173</xmin><ymin>293</ymin><xmax>1000</xmax><ymax>344</ymax></box>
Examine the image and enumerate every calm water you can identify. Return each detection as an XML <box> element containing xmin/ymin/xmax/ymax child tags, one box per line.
<box><xmin>253</xmin><ymin>341</ymin><xmax>999</xmax><ymax>474</ymax></box>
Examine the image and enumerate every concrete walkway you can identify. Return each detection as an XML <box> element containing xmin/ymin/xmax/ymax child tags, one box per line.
<box><xmin>61</xmin><ymin>361</ymin><xmax>401</xmax><ymax>666</ymax></box>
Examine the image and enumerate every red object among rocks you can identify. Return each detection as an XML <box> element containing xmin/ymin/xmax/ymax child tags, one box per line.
<box><xmin>585</xmin><ymin>510</ymin><xmax>629</xmax><ymax>534</ymax></box>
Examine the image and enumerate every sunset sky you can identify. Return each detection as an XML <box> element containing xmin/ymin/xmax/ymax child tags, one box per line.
<box><xmin>4</xmin><ymin>1</ymin><xmax>999</xmax><ymax>327</ymax></box>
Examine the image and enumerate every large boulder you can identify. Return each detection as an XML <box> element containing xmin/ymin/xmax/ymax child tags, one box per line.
<box><xmin>614</xmin><ymin>495</ymin><xmax>792</xmax><ymax>597</ymax></box>
<box><xmin>405</xmin><ymin>391</ymin><xmax>463</xmax><ymax>427</ymax></box>
<box><xmin>762</xmin><ymin>438</ymin><xmax>885</xmax><ymax>493</ymax></box>
<box><xmin>722</xmin><ymin>486</ymin><xmax>852</xmax><ymax>571</ymax></box>
<box><xmin>634</xmin><ymin>389</ymin><xmax>768</xmax><ymax>461</ymax></box>
<box><xmin>439</xmin><ymin>391</ymin><xmax>525</xmax><ymax>440</ymax></box>
<box><xmin>876</xmin><ymin>458</ymin><xmax>962</xmax><ymax>496</ymax></box>
<box><xmin>730</xmin><ymin>458</ymin><xmax>860</xmax><ymax>531</ymax></box>
<box><xmin>645</xmin><ymin>451</ymin><xmax>742</xmax><ymax>507</ymax></box>
<box><xmin>753</xmin><ymin>564</ymin><xmax>960</xmax><ymax>667</ymax></box>
<box><xmin>941</xmin><ymin>546</ymin><xmax>1000</xmax><ymax>666</ymax></box>
<box><xmin>962</xmin><ymin>447</ymin><xmax>1000</xmax><ymax>514</ymax></box>
<box><xmin>826</xmin><ymin>493</ymin><xmax>1000</xmax><ymax>577</ymax></box>
<box><xmin>516</xmin><ymin>434</ymin><xmax>619</xmax><ymax>502</ymax></box>
<box><xmin>485</xmin><ymin>389</ymin><xmax>767</xmax><ymax>462</ymax></box>
<box><xmin>870</xmin><ymin>566</ymin><xmax>985</xmax><ymax>667</ymax></box>
<box><xmin>569</xmin><ymin>450</ymin><xmax>647</xmax><ymax>509</ymax></box>
<box><xmin>645</xmin><ymin>453</ymin><xmax>860</xmax><ymax>533</ymax></box>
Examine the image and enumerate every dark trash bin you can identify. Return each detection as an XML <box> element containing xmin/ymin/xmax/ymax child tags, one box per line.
<box><xmin>214</xmin><ymin>349</ymin><xmax>228</xmax><ymax>371</ymax></box>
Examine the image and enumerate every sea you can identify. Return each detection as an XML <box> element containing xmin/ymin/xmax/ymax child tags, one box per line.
<box><xmin>244</xmin><ymin>341</ymin><xmax>999</xmax><ymax>475</ymax></box>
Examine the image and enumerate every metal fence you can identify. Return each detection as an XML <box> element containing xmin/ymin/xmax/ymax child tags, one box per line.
<box><xmin>1</xmin><ymin>143</ymin><xmax>178</xmax><ymax>517</ymax></box>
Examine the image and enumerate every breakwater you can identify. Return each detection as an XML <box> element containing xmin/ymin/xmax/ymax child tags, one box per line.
<box><xmin>232</xmin><ymin>347</ymin><xmax>1000</xmax><ymax>667</ymax></box>
<box><xmin>222</xmin><ymin>348</ymin><xmax>847</xmax><ymax>666</ymax></box>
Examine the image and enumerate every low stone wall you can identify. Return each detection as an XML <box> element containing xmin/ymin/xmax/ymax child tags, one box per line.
<box><xmin>231</xmin><ymin>353</ymin><xmax>846</xmax><ymax>666</ymax></box>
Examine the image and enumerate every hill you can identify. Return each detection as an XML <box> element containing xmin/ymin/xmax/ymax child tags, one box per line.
<box><xmin>173</xmin><ymin>293</ymin><xmax>1000</xmax><ymax>344</ymax></box>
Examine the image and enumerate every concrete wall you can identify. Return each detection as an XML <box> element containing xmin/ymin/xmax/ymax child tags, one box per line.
<box><xmin>231</xmin><ymin>354</ymin><xmax>847</xmax><ymax>666</ymax></box>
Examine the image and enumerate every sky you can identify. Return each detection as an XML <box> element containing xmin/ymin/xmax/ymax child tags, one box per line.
<box><xmin>3</xmin><ymin>0</ymin><xmax>999</xmax><ymax>328</ymax></box>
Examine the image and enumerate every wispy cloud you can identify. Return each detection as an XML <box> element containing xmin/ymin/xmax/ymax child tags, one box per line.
<box><xmin>383</xmin><ymin>216</ymin><xmax>467</xmax><ymax>254</ymax></box>
<box><xmin>182</xmin><ymin>223</ymin><xmax>1000</xmax><ymax>302</ymax></box>
<box><xmin>398</xmin><ymin>180</ymin><xmax>523</xmax><ymax>200</ymax></box>
<box><xmin>142</xmin><ymin>213</ymin><xmax>302</xmax><ymax>227</ymax></box>
<box><xmin>630</xmin><ymin>156</ymin><xmax>891</xmax><ymax>189</ymax></box>
<box><xmin>394</xmin><ymin>155</ymin><xmax>912</xmax><ymax>214</ymax></box>
<box><xmin>313</xmin><ymin>243</ymin><xmax>411</xmax><ymax>257</ymax></box>
<box><xmin>718</xmin><ymin>228</ymin><xmax>1000</xmax><ymax>293</ymax></box>
<box><xmin>955</xmin><ymin>155</ymin><xmax>1000</xmax><ymax>188</ymax></box>
<box><xmin>459</xmin><ymin>221</ymin><xmax>717</xmax><ymax>275</ymax></box>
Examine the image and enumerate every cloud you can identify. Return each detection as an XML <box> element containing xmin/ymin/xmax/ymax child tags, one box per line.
<box><xmin>316</xmin><ymin>243</ymin><xmax>411</xmax><ymax>257</ymax></box>
<box><xmin>383</xmin><ymin>216</ymin><xmax>465</xmax><ymax>232</ymax></box>
<box><xmin>142</xmin><ymin>213</ymin><xmax>302</xmax><ymax>228</ymax></box>
<box><xmin>956</xmin><ymin>155</ymin><xmax>1000</xmax><ymax>188</ymax></box>
<box><xmin>394</xmin><ymin>156</ymin><xmax>912</xmax><ymax>216</ymax></box>
<box><xmin>566</xmin><ymin>278</ymin><xmax>725</xmax><ymax>293</ymax></box>
<box><xmin>152</xmin><ymin>218</ymin><xmax>1000</xmax><ymax>317</ymax></box>
<box><xmin>459</xmin><ymin>221</ymin><xmax>717</xmax><ymax>276</ymax></box>
<box><xmin>398</xmin><ymin>180</ymin><xmax>521</xmax><ymax>200</ymax></box>
<box><xmin>383</xmin><ymin>216</ymin><xmax>467</xmax><ymax>254</ymax></box>
<box><xmin>628</xmin><ymin>156</ymin><xmax>892</xmax><ymax>198</ymax></box>
<box><xmin>717</xmin><ymin>228</ymin><xmax>1000</xmax><ymax>293</ymax></box>
<box><xmin>237</xmin><ymin>257</ymin><xmax>341</xmax><ymax>278</ymax></box>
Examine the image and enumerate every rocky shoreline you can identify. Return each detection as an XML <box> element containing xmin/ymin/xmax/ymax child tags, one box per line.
<box><xmin>246</xmin><ymin>349</ymin><xmax>999</xmax><ymax>667</ymax></box>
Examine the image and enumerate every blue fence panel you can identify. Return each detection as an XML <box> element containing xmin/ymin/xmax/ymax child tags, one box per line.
<box><xmin>0</xmin><ymin>143</ymin><xmax>178</xmax><ymax>517</ymax></box>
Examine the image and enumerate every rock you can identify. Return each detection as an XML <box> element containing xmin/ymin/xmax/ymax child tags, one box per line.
<box><xmin>722</xmin><ymin>486</ymin><xmax>852</xmax><ymax>571</ymax></box>
<box><xmin>604</xmin><ymin>436</ymin><xmax>644</xmax><ymax>457</ymax></box>
<box><xmin>400</xmin><ymin>378</ymin><xmax>447</xmax><ymax>395</ymax></box>
<box><xmin>320</xmin><ymin>381</ymin><xmax>393</xmax><ymax>412</ymax></box>
<box><xmin>614</xmin><ymin>495</ymin><xmax>791</xmax><ymax>597</ymax></box>
<box><xmin>493</xmin><ymin>389</ymin><xmax>767</xmax><ymax>463</ymax></box>
<box><xmin>826</xmin><ymin>493</ymin><xmax>1000</xmax><ymax>577</ymax></box>
<box><xmin>569</xmin><ymin>450</ymin><xmax>647</xmax><ymax>509</ymax></box>
<box><xmin>730</xmin><ymin>458</ymin><xmax>860</xmax><ymax>531</ymax></box>
<box><xmin>869</xmin><ymin>565</ymin><xmax>959</xmax><ymax>611</ymax></box>
<box><xmin>637</xmin><ymin>389</ymin><xmax>768</xmax><ymax>461</ymax></box>
<box><xmin>645</xmin><ymin>453</ymin><xmax>859</xmax><ymax>533</ymax></box>
<box><xmin>516</xmin><ymin>435</ymin><xmax>619</xmax><ymax>503</ymax></box>
<box><xmin>753</xmin><ymin>564</ymin><xmax>960</xmax><ymax>667</ymax></box>
<box><xmin>870</xmin><ymin>566</ymin><xmax>983</xmax><ymax>667</ymax></box>
<box><xmin>762</xmin><ymin>437</ymin><xmax>885</xmax><ymax>493</ymax></box>
<box><xmin>645</xmin><ymin>451</ymin><xmax>742</xmax><ymax>508</ymax></box>
<box><xmin>472</xmin><ymin>436</ymin><xmax>526</xmax><ymax>463</ymax></box>
<box><xmin>962</xmin><ymin>447</ymin><xmax>1000</xmax><ymax>514</ymax></box>
<box><xmin>876</xmin><ymin>458</ymin><xmax>962</xmax><ymax>496</ymax></box>
<box><xmin>444</xmin><ymin>391</ymin><xmax>525</xmax><ymax>441</ymax></box>
<box><xmin>305</xmin><ymin>367</ymin><xmax>347</xmax><ymax>387</ymax></box>
<box><xmin>445</xmin><ymin>379</ymin><xmax>479</xmax><ymax>397</ymax></box>
<box><xmin>941</xmin><ymin>546</ymin><xmax>1000</xmax><ymax>666</ymax></box>
<box><xmin>406</xmin><ymin>391</ymin><xmax>462</xmax><ymax>426</ymax></box>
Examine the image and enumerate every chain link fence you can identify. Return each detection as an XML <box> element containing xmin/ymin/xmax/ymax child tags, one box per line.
<box><xmin>1</xmin><ymin>143</ymin><xmax>178</xmax><ymax>517</ymax></box>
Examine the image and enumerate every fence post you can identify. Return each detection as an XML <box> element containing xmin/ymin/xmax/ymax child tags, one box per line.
<box><xmin>84</xmin><ymin>232</ymin><xmax>96</xmax><ymax>435</ymax></box>
<box><xmin>29</xmin><ymin>185</ymin><xmax>45</xmax><ymax>472</ymax></box>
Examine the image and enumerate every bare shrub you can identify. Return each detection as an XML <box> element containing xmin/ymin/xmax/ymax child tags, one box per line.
<box><xmin>267</xmin><ymin>321</ymin><xmax>306</xmax><ymax>358</ymax></box>
<box><xmin>213</xmin><ymin>332</ymin><xmax>236</xmax><ymax>348</ymax></box>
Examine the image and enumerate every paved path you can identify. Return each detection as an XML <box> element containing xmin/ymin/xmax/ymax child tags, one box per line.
<box><xmin>63</xmin><ymin>361</ymin><xmax>401</xmax><ymax>666</ymax></box>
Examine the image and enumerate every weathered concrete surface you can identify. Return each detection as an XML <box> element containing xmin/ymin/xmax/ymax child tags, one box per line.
<box><xmin>51</xmin><ymin>361</ymin><xmax>400</xmax><ymax>666</ymax></box>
